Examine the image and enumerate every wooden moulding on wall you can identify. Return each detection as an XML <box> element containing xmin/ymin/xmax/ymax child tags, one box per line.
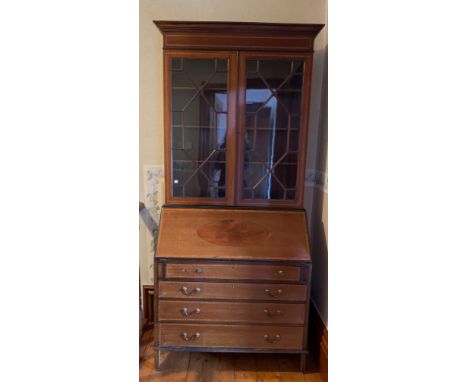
<box><xmin>154</xmin><ymin>21</ymin><xmax>324</xmax><ymax>52</ymax></box>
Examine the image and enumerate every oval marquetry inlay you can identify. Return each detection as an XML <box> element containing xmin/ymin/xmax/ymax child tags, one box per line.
<box><xmin>197</xmin><ymin>219</ymin><xmax>271</xmax><ymax>246</ymax></box>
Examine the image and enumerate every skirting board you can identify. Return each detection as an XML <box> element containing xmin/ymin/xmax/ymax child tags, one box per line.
<box><xmin>308</xmin><ymin>301</ymin><xmax>328</xmax><ymax>381</ymax></box>
<box><xmin>320</xmin><ymin>326</ymin><xmax>328</xmax><ymax>382</ymax></box>
<box><xmin>142</xmin><ymin>285</ymin><xmax>155</xmax><ymax>324</ymax></box>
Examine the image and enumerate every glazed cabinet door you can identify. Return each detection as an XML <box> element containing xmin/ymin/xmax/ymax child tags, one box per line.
<box><xmin>164</xmin><ymin>51</ymin><xmax>238</xmax><ymax>205</ymax></box>
<box><xmin>236</xmin><ymin>52</ymin><xmax>312</xmax><ymax>207</ymax></box>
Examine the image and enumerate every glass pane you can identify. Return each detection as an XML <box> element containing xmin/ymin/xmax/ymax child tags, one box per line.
<box><xmin>170</xmin><ymin>57</ymin><xmax>228</xmax><ymax>199</ymax></box>
<box><xmin>242</xmin><ymin>58</ymin><xmax>304</xmax><ymax>201</ymax></box>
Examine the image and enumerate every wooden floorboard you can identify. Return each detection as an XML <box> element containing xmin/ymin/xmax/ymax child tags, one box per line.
<box><xmin>202</xmin><ymin>353</ymin><xmax>221</xmax><ymax>382</ymax></box>
<box><xmin>186</xmin><ymin>352</ymin><xmax>215</xmax><ymax>382</ymax></box>
<box><xmin>234</xmin><ymin>354</ymin><xmax>257</xmax><ymax>382</ymax></box>
<box><xmin>162</xmin><ymin>351</ymin><xmax>190</xmax><ymax>382</ymax></box>
<box><xmin>215</xmin><ymin>353</ymin><xmax>235</xmax><ymax>382</ymax></box>
<box><xmin>279</xmin><ymin>355</ymin><xmax>305</xmax><ymax>382</ymax></box>
<box><xmin>256</xmin><ymin>354</ymin><xmax>281</xmax><ymax>382</ymax></box>
<box><xmin>140</xmin><ymin>327</ymin><xmax>155</xmax><ymax>362</ymax></box>
<box><xmin>140</xmin><ymin>326</ymin><xmax>322</xmax><ymax>382</ymax></box>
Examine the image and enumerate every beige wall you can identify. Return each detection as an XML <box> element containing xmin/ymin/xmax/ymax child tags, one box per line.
<box><xmin>139</xmin><ymin>0</ymin><xmax>328</xmax><ymax>322</ymax></box>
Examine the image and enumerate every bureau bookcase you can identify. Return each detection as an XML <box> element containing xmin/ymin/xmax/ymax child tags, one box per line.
<box><xmin>153</xmin><ymin>21</ymin><xmax>323</xmax><ymax>372</ymax></box>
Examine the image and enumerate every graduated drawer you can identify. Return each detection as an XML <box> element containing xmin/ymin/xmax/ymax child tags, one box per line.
<box><xmin>164</xmin><ymin>263</ymin><xmax>301</xmax><ymax>282</ymax></box>
<box><xmin>159</xmin><ymin>300</ymin><xmax>305</xmax><ymax>324</ymax></box>
<box><xmin>159</xmin><ymin>281</ymin><xmax>307</xmax><ymax>302</ymax></box>
<box><xmin>159</xmin><ymin>323</ymin><xmax>304</xmax><ymax>350</ymax></box>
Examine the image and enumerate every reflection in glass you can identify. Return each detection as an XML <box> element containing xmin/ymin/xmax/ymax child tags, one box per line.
<box><xmin>170</xmin><ymin>58</ymin><xmax>228</xmax><ymax>198</ymax></box>
<box><xmin>242</xmin><ymin>59</ymin><xmax>304</xmax><ymax>200</ymax></box>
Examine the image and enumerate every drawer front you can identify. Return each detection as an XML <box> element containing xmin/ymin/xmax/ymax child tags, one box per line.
<box><xmin>160</xmin><ymin>323</ymin><xmax>304</xmax><ymax>350</ymax></box>
<box><xmin>159</xmin><ymin>281</ymin><xmax>307</xmax><ymax>302</ymax></box>
<box><xmin>159</xmin><ymin>300</ymin><xmax>305</xmax><ymax>324</ymax></box>
<box><xmin>164</xmin><ymin>263</ymin><xmax>301</xmax><ymax>282</ymax></box>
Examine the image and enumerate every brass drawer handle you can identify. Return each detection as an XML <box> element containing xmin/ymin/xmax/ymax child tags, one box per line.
<box><xmin>181</xmin><ymin>307</ymin><xmax>201</xmax><ymax>317</ymax></box>
<box><xmin>181</xmin><ymin>268</ymin><xmax>203</xmax><ymax>274</ymax></box>
<box><xmin>264</xmin><ymin>309</ymin><xmax>282</xmax><ymax>317</ymax></box>
<box><xmin>264</xmin><ymin>288</ymin><xmax>283</xmax><ymax>298</ymax></box>
<box><xmin>181</xmin><ymin>332</ymin><xmax>200</xmax><ymax>341</ymax></box>
<box><xmin>180</xmin><ymin>286</ymin><xmax>201</xmax><ymax>296</ymax></box>
<box><xmin>264</xmin><ymin>334</ymin><xmax>281</xmax><ymax>343</ymax></box>
<box><xmin>277</xmin><ymin>270</ymin><xmax>284</xmax><ymax>275</ymax></box>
